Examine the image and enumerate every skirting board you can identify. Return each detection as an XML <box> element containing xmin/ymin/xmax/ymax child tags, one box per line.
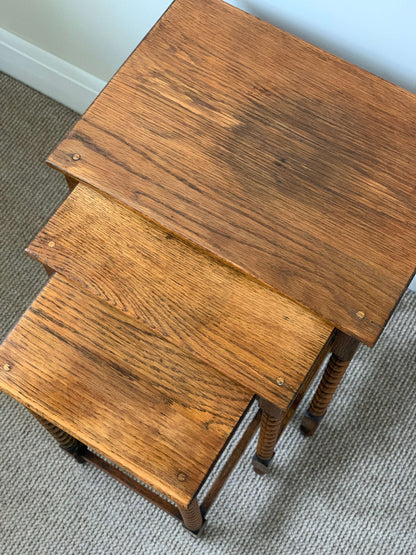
<box><xmin>0</xmin><ymin>28</ymin><xmax>106</xmax><ymax>114</ymax></box>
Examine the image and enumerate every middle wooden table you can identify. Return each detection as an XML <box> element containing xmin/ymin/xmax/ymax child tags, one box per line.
<box><xmin>28</xmin><ymin>184</ymin><xmax>334</xmax><ymax>410</ymax></box>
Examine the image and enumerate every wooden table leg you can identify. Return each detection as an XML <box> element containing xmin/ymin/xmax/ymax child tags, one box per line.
<box><xmin>300</xmin><ymin>331</ymin><xmax>360</xmax><ymax>436</ymax></box>
<box><xmin>178</xmin><ymin>498</ymin><xmax>206</xmax><ymax>536</ymax></box>
<box><xmin>252</xmin><ymin>398</ymin><xmax>284</xmax><ymax>475</ymax></box>
<box><xmin>29</xmin><ymin>410</ymin><xmax>86</xmax><ymax>462</ymax></box>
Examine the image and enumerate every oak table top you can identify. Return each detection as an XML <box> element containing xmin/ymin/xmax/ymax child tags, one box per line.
<box><xmin>27</xmin><ymin>184</ymin><xmax>334</xmax><ymax>409</ymax></box>
<box><xmin>0</xmin><ymin>274</ymin><xmax>254</xmax><ymax>507</ymax></box>
<box><xmin>47</xmin><ymin>0</ymin><xmax>416</xmax><ymax>346</ymax></box>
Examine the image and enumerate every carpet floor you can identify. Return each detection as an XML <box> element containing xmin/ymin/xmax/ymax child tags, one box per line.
<box><xmin>0</xmin><ymin>72</ymin><xmax>415</xmax><ymax>554</ymax></box>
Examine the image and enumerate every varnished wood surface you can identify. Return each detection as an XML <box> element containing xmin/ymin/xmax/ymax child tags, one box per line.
<box><xmin>0</xmin><ymin>274</ymin><xmax>254</xmax><ymax>507</ymax></box>
<box><xmin>47</xmin><ymin>0</ymin><xmax>416</xmax><ymax>346</ymax></box>
<box><xmin>27</xmin><ymin>184</ymin><xmax>334</xmax><ymax>409</ymax></box>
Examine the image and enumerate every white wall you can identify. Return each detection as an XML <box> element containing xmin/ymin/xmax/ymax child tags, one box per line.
<box><xmin>1</xmin><ymin>0</ymin><xmax>415</xmax><ymax>290</ymax></box>
<box><xmin>1</xmin><ymin>0</ymin><xmax>415</xmax><ymax>90</ymax></box>
<box><xmin>230</xmin><ymin>0</ymin><xmax>416</xmax><ymax>93</ymax></box>
<box><xmin>0</xmin><ymin>0</ymin><xmax>171</xmax><ymax>81</ymax></box>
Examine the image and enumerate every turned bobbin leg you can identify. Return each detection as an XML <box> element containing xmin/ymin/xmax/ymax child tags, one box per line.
<box><xmin>252</xmin><ymin>398</ymin><xmax>284</xmax><ymax>475</ymax></box>
<box><xmin>29</xmin><ymin>410</ymin><xmax>86</xmax><ymax>462</ymax></box>
<box><xmin>300</xmin><ymin>331</ymin><xmax>360</xmax><ymax>436</ymax></box>
<box><xmin>178</xmin><ymin>498</ymin><xmax>206</xmax><ymax>537</ymax></box>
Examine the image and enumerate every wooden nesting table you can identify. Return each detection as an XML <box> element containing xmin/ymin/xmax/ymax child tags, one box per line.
<box><xmin>1</xmin><ymin>0</ymin><xmax>416</xmax><ymax>538</ymax></box>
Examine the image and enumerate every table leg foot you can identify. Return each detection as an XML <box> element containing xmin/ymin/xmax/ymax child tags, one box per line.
<box><xmin>179</xmin><ymin>498</ymin><xmax>206</xmax><ymax>537</ymax></box>
<box><xmin>252</xmin><ymin>453</ymin><xmax>274</xmax><ymax>475</ymax></box>
<box><xmin>253</xmin><ymin>399</ymin><xmax>283</xmax><ymax>474</ymax></box>
<box><xmin>300</xmin><ymin>331</ymin><xmax>360</xmax><ymax>436</ymax></box>
<box><xmin>183</xmin><ymin>520</ymin><xmax>207</xmax><ymax>538</ymax></box>
<box><xmin>300</xmin><ymin>410</ymin><xmax>323</xmax><ymax>436</ymax></box>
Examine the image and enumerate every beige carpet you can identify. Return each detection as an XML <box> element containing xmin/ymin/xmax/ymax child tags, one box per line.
<box><xmin>1</xmin><ymin>72</ymin><xmax>415</xmax><ymax>554</ymax></box>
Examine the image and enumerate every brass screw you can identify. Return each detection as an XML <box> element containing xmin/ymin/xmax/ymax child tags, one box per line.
<box><xmin>177</xmin><ymin>472</ymin><xmax>188</xmax><ymax>482</ymax></box>
<box><xmin>72</xmin><ymin>153</ymin><xmax>81</xmax><ymax>161</ymax></box>
<box><xmin>3</xmin><ymin>363</ymin><xmax>11</xmax><ymax>372</ymax></box>
<box><xmin>48</xmin><ymin>241</ymin><xmax>55</xmax><ymax>248</ymax></box>
<box><xmin>356</xmin><ymin>311</ymin><xmax>365</xmax><ymax>319</ymax></box>
<box><xmin>276</xmin><ymin>377</ymin><xmax>285</xmax><ymax>386</ymax></box>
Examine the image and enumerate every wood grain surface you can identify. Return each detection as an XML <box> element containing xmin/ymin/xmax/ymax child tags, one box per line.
<box><xmin>47</xmin><ymin>0</ymin><xmax>416</xmax><ymax>346</ymax></box>
<box><xmin>0</xmin><ymin>274</ymin><xmax>254</xmax><ymax>507</ymax></box>
<box><xmin>27</xmin><ymin>184</ymin><xmax>334</xmax><ymax>409</ymax></box>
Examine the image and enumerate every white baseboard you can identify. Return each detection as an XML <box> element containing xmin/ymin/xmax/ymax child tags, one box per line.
<box><xmin>0</xmin><ymin>28</ymin><xmax>106</xmax><ymax>113</ymax></box>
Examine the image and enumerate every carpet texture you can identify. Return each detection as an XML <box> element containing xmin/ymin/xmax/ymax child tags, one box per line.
<box><xmin>0</xmin><ymin>72</ymin><xmax>415</xmax><ymax>554</ymax></box>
